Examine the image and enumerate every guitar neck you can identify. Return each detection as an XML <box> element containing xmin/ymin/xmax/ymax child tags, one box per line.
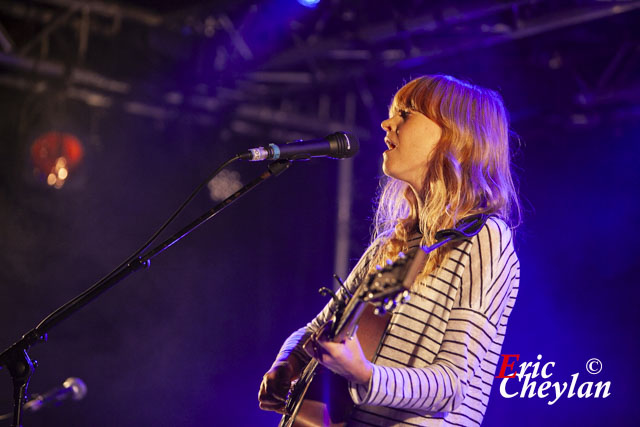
<box><xmin>332</xmin><ymin>248</ymin><xmax>427</xmax><ymax>342</ymax></box>
<box><xmin>329</xmin><ymin>288</ymin><xmax>368</xmax><ymax>342</ymax></box>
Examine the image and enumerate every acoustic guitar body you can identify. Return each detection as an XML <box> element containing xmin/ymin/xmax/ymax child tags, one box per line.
<box><xmin>283</xmin><ymin>304</ymin><xmax>391</xmax><ymax>427</ymax></box>
<box><xmin>289</xmin><ymin>366</ymin><xmax>351</xmax><ymax>427</ymax></box>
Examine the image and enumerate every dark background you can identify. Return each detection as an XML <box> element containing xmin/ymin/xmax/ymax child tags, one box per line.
<box><xmin>0</xmin><ymin>1</ymin><xmax>639</xmax><ymax>426</ymax></box>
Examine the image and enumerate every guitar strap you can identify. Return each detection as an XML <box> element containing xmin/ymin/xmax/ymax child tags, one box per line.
<box><xmin>357</xmin><ymin>213</ymin><xmax>493</xmax><ymax>362</ymax></box>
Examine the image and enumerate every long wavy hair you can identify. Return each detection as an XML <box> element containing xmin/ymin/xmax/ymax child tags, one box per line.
<box><xmin>369</xmin><ymin>75</ymin><xmax>521</xmax><ymax>280</ymax></box>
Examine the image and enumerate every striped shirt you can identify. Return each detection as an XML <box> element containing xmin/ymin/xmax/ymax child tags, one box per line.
<box><xmin>275</xmin><ymin>217</ymin><xmax>520</xmax><ymax>426</ymax></box>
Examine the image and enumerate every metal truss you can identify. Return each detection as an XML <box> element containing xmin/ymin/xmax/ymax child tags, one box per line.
<box><xmin>1</xmin><ymin>0</ymin><xmax>636</xmax><ymax>289</ymax></box>
<box><xmin>0</xmin><ymin>0</ymin><xmax>637</xmax><ymax>131</ymax></box>
<box><xmin>256</xmin><ymin>1</ymin><xmax>640</xmax><ymax>92</ymax></box>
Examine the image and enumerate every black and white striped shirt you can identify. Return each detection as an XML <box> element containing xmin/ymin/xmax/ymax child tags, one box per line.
<box><xmin>276</xmin><ymin>217</ymin><xmax>520</xmax><ymax>426</ymax></box>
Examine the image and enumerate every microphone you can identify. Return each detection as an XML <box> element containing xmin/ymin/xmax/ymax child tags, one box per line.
<box><xmin>239</xmin><ymin>131</ymin><xmax>359</xmax><ymax>161</ymax></box>
<box><xmin>23</xmin><ymin>377</ymin><xmax>87</xmax><ymax>413</ymax></box>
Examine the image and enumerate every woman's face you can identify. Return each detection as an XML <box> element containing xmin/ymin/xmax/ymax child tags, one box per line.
<box><xmin>381</xmin><ymin>107</ymin><xmax>442</xmax><ymax>192</ymax></box>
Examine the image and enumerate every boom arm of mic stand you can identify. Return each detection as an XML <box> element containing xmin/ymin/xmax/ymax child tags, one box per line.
<box><xmin>0</xmin><ymin>159</ymin><xmax>292</xmax><ymax>427</ymax></box>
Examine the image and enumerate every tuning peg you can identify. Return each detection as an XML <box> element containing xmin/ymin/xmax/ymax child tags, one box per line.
<box><xmin>332</xmin><ymin>273</ymin><xmax>352</xmax><ymax>298</ymax></box>
<box><xmin>374</xmin><ymin>306</ymin><xmax>387</xmax><ymax>316</ymax></box>
<box><xmin>318</xmin><ymin>287</ymin><xmax>341</xmax><ymax>304</ymax></box>
<box><xmin>375</xmin><ymin>265</ymin><xmax>383</xmax><ymax>271</ymax></box>
<box><xmin>384</xmin><ymin>299</ymin><xmax>397</xmax><ymax>311</ymax></box>
<box><xmin>386</xmin><ymin>259</ymin><xmax>393</xmax><ymax>266</ymax></box>
<box><xmin>395</xmin><ymin>290</ymin><xmax>410</xmax><ymax>305</ymax></box>
<box><xmin>398</xmin><ymin>252</ymin><xmax>406</xmax><ymax>258</ymax></box>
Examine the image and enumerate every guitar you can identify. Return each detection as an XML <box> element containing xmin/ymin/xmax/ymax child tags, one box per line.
<box><xmin>279</xmin><ymin>248</ymin><xmax>427</xmax><ymax>427</ymax></box>
<box><xmin>278</xmin><ymin>214</ymin><xmax>491</xmax><ymax>427</ymax></box>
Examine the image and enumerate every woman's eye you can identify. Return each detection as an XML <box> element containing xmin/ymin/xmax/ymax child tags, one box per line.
<box><xmin>399</xmin><ymin>110</ymin><xmax>410</xmax><ymax>119</ymax></box>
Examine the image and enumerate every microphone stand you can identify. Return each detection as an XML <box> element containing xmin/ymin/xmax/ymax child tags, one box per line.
<box><xmin>0</xmin><ymin>159</ymin><xmax>292</xmax><ymax>427</ymax></box>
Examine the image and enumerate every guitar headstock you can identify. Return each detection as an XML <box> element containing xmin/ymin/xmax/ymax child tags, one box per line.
<box><xmin>326</xmin><ymin>248</ymin><xmax>426</xmax><ymax>343</ymax></box>
<box><xmin>361</xmin><ymin>251</ymin><xmax>415</xmax><ymax>315</ymax></box>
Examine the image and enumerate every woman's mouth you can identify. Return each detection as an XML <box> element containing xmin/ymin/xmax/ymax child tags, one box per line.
<box><xmin>385</xmin><ymin>138</ymin><xmax>397</xmax><ymax>151</ymax></box>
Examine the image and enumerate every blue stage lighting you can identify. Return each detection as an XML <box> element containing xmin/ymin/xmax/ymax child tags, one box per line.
<box><xmin>297</xmin><ymin>0</ymin><xmax>320</xmax><ymax>8</ymax></box>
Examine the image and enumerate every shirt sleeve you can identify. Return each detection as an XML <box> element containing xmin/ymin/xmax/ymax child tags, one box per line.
<box><xmin>271</xmin><ymin>241</ymin><xmax>379</xmax><ymax>369</ymax></box>
<box><xmin>349</xmin><ymin>217</ymin><xmax>520</xmax><ymax>412</ymax></box>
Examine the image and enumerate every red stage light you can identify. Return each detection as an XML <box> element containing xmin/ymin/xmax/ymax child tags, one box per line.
<box><xmin>30</xmin><ymin>131</ymin><xmax>84</xmax><ymax>189</ymax></box>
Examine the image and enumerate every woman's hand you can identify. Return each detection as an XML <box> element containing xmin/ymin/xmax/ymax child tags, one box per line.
<box><xmin>311</xmin><ymin>332</ymin><xmax>373</xmax><ymax>385</ymax></box>
<box><xmin>258</xmin><ymin>357</ymin><xmax>302</xmax><ymax>413</ymax></box>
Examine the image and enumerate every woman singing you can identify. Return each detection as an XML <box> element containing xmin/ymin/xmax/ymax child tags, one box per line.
<box><xmin>259</xmin><ymin>75</ymin><xmax>521</xmax><ymax>426</ymax></box>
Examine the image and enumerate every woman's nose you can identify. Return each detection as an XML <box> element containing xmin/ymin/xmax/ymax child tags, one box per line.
<box><xmin>381</xmin><ymin>117</ymin><xmax>393</xmax><ymax>132</ymax></box>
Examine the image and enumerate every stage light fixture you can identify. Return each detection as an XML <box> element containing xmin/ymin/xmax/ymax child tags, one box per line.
<box><xmin>297</xmin><ymin>0</ymin><xmax>320</xmax><ymax>8</ymax></box>
<box><xmin>30</xmin><ymin>131</ymin><xmax>84</xmax><ymax>189</ymax></box>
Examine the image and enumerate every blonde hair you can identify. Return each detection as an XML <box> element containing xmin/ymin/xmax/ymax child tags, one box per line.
<box><xmin>370</xmin><ymin>75</ymin><xmax>520</xmax><ymax>279</ymax></box>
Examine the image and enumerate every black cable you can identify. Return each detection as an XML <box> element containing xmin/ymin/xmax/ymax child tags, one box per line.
<box><xmin>34</xmin><ymin>154</ymin><xmax>241</xmax><ymax>333</ymax></box>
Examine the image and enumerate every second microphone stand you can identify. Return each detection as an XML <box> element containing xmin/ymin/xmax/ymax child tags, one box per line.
<box><xmin>0</xmin><ymin>159</ymin><xmax>292</xmax><ymax>427</ymax></box>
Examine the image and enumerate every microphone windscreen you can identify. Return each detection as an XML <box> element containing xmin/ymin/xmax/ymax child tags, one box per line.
<box><xmin>329</xmin><ymin>132</ymin><xmax>359</xmax><ymax>158</ymax></box>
